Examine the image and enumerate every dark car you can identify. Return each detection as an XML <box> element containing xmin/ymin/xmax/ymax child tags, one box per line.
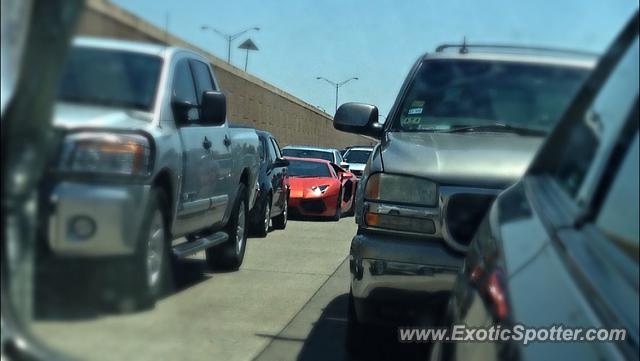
<box><xmin>249</xmin><ymin>130</ymin><xmax>290</xmax><ymax>236</ymax></box>
<box><xmin>432</xmin><ymin>13</ymin><xmax>638</xmax><ymax>361</ymax></box>
<box><xmin>333</xmin><ymin>45</ymin><xmax>595</xmax><ymax>327</ymax></box>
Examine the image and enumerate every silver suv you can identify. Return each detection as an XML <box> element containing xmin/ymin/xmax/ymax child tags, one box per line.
<box><xmin>333</xmin><ymin>44</ymin><xmax>596</xmax><ymax>326</ymax></box>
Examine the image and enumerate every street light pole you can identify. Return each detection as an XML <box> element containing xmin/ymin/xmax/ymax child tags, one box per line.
<box><xmin>316</xmin><ymin>76</ymin><xmax>359</xmax><ymax>113</ymax></box>
<box><xmin>201</xmin><ymin>25</ymin><xmax>260</xmax><ymax>63</ymax></box>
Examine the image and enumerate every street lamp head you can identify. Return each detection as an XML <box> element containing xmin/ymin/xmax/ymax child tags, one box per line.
<box><xmin>201</xmin><ymin>25</ymin><xmax>209</xmax><ymax>30</ymax></box>
<box><xmin>316</xmin><ymin>76</ymin><xmax>322</xmax><ymax>80</ymax></box>
<box><xmin>254</xmin><ymin>27</ymin><xmax>261</xmax><ymax>31</ymax></box>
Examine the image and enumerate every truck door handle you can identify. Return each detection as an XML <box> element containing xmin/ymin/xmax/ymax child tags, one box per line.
<box><xmin>202</xmin><ymin>137</ymin><xmax>212</xmax><ymax>150</ymax></box>
<box><xmin>224</xmin><ymin>135</ymin><xmax>232</xmax><ymax>147</ymax></box>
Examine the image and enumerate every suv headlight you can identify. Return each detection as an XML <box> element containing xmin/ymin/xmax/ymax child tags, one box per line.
<box><xmin>59</xmin><ymin>132</ymin><xmax>152</xmax><ymax>177</ymax></box>
<box><xmin>363</xmin><ymin>173</ymin><xmax>438</xmax><ymax>234</ymax></box>
<box><xmin>364</xmin><ymin>173</ymin><xmax>437</xmax><ymax>206</ymax></box>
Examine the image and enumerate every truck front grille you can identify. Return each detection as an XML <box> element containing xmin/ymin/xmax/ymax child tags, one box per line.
<box><xmin>445</xmin><ymin>193</ymin><xmax>496</xmax><ymax>246</ymax></box>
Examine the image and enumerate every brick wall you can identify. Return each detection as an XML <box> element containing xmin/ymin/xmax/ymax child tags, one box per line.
<box><xmin>75</xmin><ymin>0</ymin><xmax>376</xmax><ymax>148</ymax></box>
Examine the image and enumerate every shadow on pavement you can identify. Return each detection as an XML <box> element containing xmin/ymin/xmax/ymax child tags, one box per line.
<box><xmin>33</xmin><ymin>256</ymin><xmax>212</xmax><ymax>320</ymax></box>
<box><xmin>256</xmin><ymin>294</ymin><xmax>431</xmax><ymax>361</ymax></box>
<box><xmin>299</xmin><ymin>294</ymin><xmax>431</xmax><ymax>361</ymax></box>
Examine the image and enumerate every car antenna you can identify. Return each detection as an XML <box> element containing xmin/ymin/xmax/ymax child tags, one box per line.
<box><xmin>460</xmin><ymin>36</ymin><xmax>469</xmax><ymax>54</ymax></box>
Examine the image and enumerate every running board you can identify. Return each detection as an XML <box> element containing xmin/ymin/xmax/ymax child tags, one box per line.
<box><xmin>172</xmin><ymin>231</ymin><xmax>229</xmax><ymax>258</ymax></box>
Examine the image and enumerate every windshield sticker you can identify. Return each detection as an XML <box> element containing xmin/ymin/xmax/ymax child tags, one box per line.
<box><xmin>408</xmin><ymin>107</ymin><xmax>423</xmax><ymax>115</ymax></box>
<box><xmin>401</xmin><ymin>116</ymin><xmax>421</xmax><ymax>126</ymax></box>
<box><xmin>410</xmin><ymin>100</ymin><xmax>425</xmax><ymax>107</ymax></box>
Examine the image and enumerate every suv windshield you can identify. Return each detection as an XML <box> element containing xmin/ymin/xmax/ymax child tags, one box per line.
<box><xmin>282</xmin><ymin>148</ymin><xmax>334</xmax><ymax>162</ymax></box>
<box><xmin>287</xmin><ymin>160</ymin><xmax>332</xmax><ymax>177</ymax></box>
<box><xmin>344</xmin><ymin>149</ymin><xmax>372</xmax><ymax>163</ymax></box>
<box><xmin>58</xmin><ymin>47</ymin><xmax>162</xmax><ymax>111</ymax></box>
<box><xmin>391</xmin><ymin>59</ymin><xmax>590</xmax><ymax>134</ymax></box>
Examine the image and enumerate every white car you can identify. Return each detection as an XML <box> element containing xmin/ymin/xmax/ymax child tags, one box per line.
<box><xmin>281</xmin><ymin>145</ymin><xmax>349</xmax><ymax>168</ymax></box>
<box><xmin>342</xmin><ymin>147</ymin><xmax>373</xmax><ymax>178</ymax></box>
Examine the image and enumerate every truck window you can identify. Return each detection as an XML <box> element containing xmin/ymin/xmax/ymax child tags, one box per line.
<box><xmin>58</xmin><ymin>47</ymin><xmax>162</xmax><ymax>111</ymax></box>
<box><xmin>172</xmin><ymin>59</ymin><xmax>199</xmax><ymax>122</ymax></box>
<box><xmin>190</xmin><ymin>59</ymin><xmax>216</xmax><ymax>102</ymax></box>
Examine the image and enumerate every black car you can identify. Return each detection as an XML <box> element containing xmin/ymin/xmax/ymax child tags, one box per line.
<box><xmin>249</xmin><ymin>130</ymin><xmax>290</xmax><ymax>236</ymax></box>
<box><xmin>432</xmin><ymin>13</ymin><xmax>638</xmax><ymax>361</ymax></box>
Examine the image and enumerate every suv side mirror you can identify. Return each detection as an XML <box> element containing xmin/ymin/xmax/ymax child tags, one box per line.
<box><xmin>334</xmin><ymin>102</ymin><xmax>383</xmax><ymax>138</ymax></box>
<box><xmin>200</xmin><ymin>91</ymin><xmax>226</xmax><ymax>125</ymax></box>
<box><xmin>273</xmin><ymin>158</ymin><xmax>289</xmax><ymax>168</ymax></box>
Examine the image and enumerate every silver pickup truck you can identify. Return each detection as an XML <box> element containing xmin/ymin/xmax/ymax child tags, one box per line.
<box><xmin>45</xmin><ymin>37</ymin><xmax>259</xmax><ymax>307</ymax></box>
<box><xmin>333</xmin><ymin>44</ymin><xmax>596</xmax><ymax>327</ymax></box>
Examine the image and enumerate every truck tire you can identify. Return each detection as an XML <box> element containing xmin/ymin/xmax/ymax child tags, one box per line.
<box><xmin>119</xmin><ymin>188</ymin><xmax>172</xmax><ymax>311</ymax></box>
<box><xmin>206</xmin><ymin>184</ymin><xmax>248</xmax><ymax>270</ymax></box>
<box><xmin>272</xmin><ymin>194</ymin><xmax>288</xmax><ymax>230</ymax></box>
<box><xmin>251</xmin><ymin>193</ymin><xmax>271</xmax><ymax>238</ymax></box>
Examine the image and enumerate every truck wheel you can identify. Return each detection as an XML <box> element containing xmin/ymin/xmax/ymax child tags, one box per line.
<box><xmin>252</xmin><ymin>194</ymin><xmax>271</xmax><ymax>238</ymax></box>
<box><xmin>272</xmin><ymin>195</ymin><xmax>288</xmax><ymax>230</ymax></box>
<box><xmin>120</xmin><ymin>189</ymin><xmax>172</xmax><ymax>311</ymax></box>
<box><xmin>206</xmin><ymin>184</ymin><xmax>248</xmax><ymax>270</ymax></box>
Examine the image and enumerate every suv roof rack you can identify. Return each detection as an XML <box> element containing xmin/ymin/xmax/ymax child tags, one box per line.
<box><xmin>434</xmin><ymin>43</ymin><xmax>597</xmax><ymax>57</ymax></box>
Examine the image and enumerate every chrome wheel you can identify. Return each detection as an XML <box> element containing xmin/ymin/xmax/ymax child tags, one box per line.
<box><xmin>264</xmin><ymin>201</ymin><xmax>271</xmax><ymax>234</ymax></box>
<box><xmin>282</xmin><ymin>198</ymin><xmax>288</xmax><ymax>226</ymax></box>
<box><xmin>236</xmin><ymin>200</ymin><xmax>246</xmax><ymax>255</ymax></box>
<box><xmin>146</xmin><ymin>210</ymin><xmax>164</xmax><ymax>290</ymax></box>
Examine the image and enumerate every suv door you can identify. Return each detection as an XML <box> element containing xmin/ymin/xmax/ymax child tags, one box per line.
<box><xmin>172</xmin><ymin>58</ymin><xmax>217</xmax><ymax>231</ymax></box>
<box><xmin>190</xmin><ymin>59</ymin><xmax>232</xmax><ymax>224</ymax></box>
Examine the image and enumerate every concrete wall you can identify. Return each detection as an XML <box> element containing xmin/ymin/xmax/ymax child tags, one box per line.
<box><xmin>75</xmin><ymin>0</ymin><xmax>376</xmax><ymax>148</ymax></box>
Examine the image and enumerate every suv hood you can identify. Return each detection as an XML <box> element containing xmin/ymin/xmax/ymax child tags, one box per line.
<box><xmin>53</xmin><ymin>102</ymin><xmax>153</xmax><ymax>131</ymax></box>
<box><xmin>381</xmin><ymin>132</ymin><xmax>544</xmax><ymax>189</ymax></box>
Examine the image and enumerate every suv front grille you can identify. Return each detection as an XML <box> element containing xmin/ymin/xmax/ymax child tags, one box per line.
<box><xmin>445</xmin><ymin>193</ymin><xmax>496</xmax><ymax>246</ymax></box>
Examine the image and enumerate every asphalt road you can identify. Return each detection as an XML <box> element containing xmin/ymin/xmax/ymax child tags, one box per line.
<box><xmin>31</xmin><ymin>217</ymin><xmax>431</xmax><ymax>361</ymax></box>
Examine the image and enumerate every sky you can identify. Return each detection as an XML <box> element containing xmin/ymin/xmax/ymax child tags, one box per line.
<box><xmin>111</xmin><ymin>0</ymin><xmax>638</xmax><ymax>118</ymax></box>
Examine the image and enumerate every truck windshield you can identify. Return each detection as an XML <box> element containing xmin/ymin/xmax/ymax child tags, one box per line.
<box><xmin>344</xmin><ymin>149</ymin><xmax>372</xmax><ymax>163</ymax></box>
<box><xmin>287</xmin><ymin>160</ymin><xmax>332</xmax><ymax>177</ymax></box>
<box><xmin>58</xmin><ymin>47</ymin><xmax>162</xmax><ymax>111</ymax></box>
<box><xmin>282</xmin><ymin>148</ymin><xmax>334</xmax><ymax>162</ymax></box>
<box><xmin>391</xmin><ymin>59</ymin><xmax>590</xmax><ymax>134</ymax></box>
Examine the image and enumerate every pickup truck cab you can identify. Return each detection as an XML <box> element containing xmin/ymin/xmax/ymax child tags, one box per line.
<box><xmin>46</xmin><ymin>37</ymin><xmax>260</xmax><ymax>307</ymax></box>
<box><xmin>334</xmin><ymin>44</ymin><xmax>596</xmax><ymax>326</ymax></box>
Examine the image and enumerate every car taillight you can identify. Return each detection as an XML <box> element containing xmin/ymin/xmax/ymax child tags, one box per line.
<box><xmin>482</xmin><ymin>268</ymin><xmax>509</xmax><ymax>321</ymax></box>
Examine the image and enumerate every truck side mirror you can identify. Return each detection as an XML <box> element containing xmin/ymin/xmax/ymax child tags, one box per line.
<box><xmin>200</xmin><ymin>91</ymin><xmax>226</xmax><ymax>125</ymax></box>
<box><xmin>171</xmin><ymin>98</ymin><xmax>197</xmax><ymax>125</ymax></box>
<box><xmin>333</xmin><ymin>102</ymin><xmax>383</xmax><ymax>139</ymax></box>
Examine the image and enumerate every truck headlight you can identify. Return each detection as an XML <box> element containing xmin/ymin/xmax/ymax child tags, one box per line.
<box><xmin>364</xmin><ymin>173</ymin><xmax>437</xmax><ymax>206</ymax></box>
<box><xmin>59</xmin><ymin>132</ymin><xmax>152</xmax><ymax>177</ymax></box>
